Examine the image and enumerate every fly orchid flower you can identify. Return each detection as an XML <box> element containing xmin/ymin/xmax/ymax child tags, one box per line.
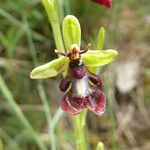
<box><xmin>30</xmin><ymin>44</ymin><xmax>118</xmax><ymax>115</ymax></box>
<box><xmin>57</xmin><ymin>44</ymin><xmax>106</xmax><ymax>115</ymax></box>
<box><xmin>30</xmin><ymin>15</ymin><xmax>118</xmax><ymax>116</ymax></box>
<box><xmin>91</xmin><ymin>0</ymin><xmax>112</xmax><ymax>8</ymax></box>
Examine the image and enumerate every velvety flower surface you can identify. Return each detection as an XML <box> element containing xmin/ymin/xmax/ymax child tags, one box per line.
<box><xmin>59</xmin><ymin>58</ymin><xmax>106</xmax><ymax>116</ymax></box>
<box><xmin>91</xmin><ymin>0</ymin><xmax>112</xmax><ymax>8</ymax></box>
<box><xmin>61</xmin><ymin>86</ymin><xmax>106</xmax><ymax>116</ymax></box>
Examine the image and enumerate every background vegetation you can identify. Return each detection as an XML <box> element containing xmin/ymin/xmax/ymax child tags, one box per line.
<box><xmin>0</xmin><ymin>0</ymin><xmax>150</xmax><ymax>149</ymax></box>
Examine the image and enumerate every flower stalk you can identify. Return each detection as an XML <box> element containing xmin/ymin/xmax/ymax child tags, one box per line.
<box><xmin>72</xmin><ymin>110</ymin><xmax>87</xmax><ymax>150</ymax></box>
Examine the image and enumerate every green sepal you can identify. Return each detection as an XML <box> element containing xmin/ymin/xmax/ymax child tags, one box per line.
<box><xmin>96</xmin><ymin>142</ymin><xmax>104</xmax><ymax>150</ymax></box>
<box><xmin>96</xmin><ymin>27</ymin><xmax>105</xmax><ymax>50</ymax></box>
<box><xmin>63</xmin><ymin>15</ymin><xmax>81</xmax><ymax>51</ymax></box>
<box><xmin>30</xmin><ymin>57</ymin><xmax>69</xmax><ymax>79</ymax></box>
<box><xmin>89</xmin><ymin>27</ymin><xmax>105</xmax><ymax>73</ymax></box>
<box><xmin>82</xmin><ymin>49</ymin><xmax>118</xmax><ymax>67</ymax></box>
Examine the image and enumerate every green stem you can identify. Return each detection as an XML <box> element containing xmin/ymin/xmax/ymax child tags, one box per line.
<box><xmin>72</xmin><ymin>109</ymin><xmax>87</xmax><ymax>150</ymax></box>
<box><xmin>0</xmin><ymin>74</ymin><xmax>47</xmax><ymax>150</ymax></box>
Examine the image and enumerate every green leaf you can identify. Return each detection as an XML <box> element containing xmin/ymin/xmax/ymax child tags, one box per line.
<box><xmin>81</xmin><ymin>49</ymin><xmax>118</xmax><ymax>67</ymax></box>
<box><xmin>30</xmin><ymin>57</ymin><xmax>69</xmax><ymax>79</ymax></box>
<box><xmin>63</xmin><ymin>15</ymin><xmax>81</xmax><ymax>51</ymax></box>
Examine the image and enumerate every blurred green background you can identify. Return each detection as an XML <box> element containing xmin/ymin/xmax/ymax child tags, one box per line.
<box><xmin>0</xmin><ymin>0</ymin><xmax>150</xmax><ymax>149</ymax></box>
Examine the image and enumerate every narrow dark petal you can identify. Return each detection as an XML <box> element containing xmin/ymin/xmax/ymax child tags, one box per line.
<box><xmin>86</xmin><ymin>88</ymin><xmax>106</xmax><ymax>115</ymax></box>
<box><xmin>59</xmin><ymin>76</ymin><xmax>71</xmax><ymax>92</ymax></box>
<box><xmin>91</xmin><ymin>0</ymin><xmax>112</xmax><ymax>8</ymax></box>
<box><xmin>60</xmin><ymin>92</ymin><xmax>84</xmax><ymax>115</ymax></box>
<box><xmin>88</xmin><ymin>73</ymin><xmax>103</xmax><ymax>88</ymax></box>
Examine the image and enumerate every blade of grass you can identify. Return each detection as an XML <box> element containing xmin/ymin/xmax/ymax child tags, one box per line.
<box><xmin>23</xmin><ymin>21</ymin><xmax>38</xmax><ymax>65</ymax></box>
<box><xmin>0</xmin><ymin>8</ymin><xmax>46</xmax><ymax>42</ymax></box>
<box><xmin>23</xmin><ymin>17</ymin><xmax>56</xmax><ymax>150</ymax></box>
<box><xmin>0</xmin><ymin>74</ymin><xmax>47</xmax><ymax>150</ymax></box>
<box><xmin>7</xmin><ymin>27</ymin><xmax>24</xmax><ymax>58</ymax></box>
<box><xmin>50</xmin><ymin>109</ymin><xmax>63</xmax><ymax>131</ymax></box>
<box><xmin>104</xmin><ymin>73</ymin><xmax>117</xmax><ymax>150</ymax></box>
<box><xmin>0</xmin><ymin>32</ymin><xmax>9</xmax><ymax>48</ymax></box>
<box><xmin>0</xmin><ymin>128</ymin><xmax>21</xmax><ymax>150</ymax></box>
<box><xmin>3</xmin><ymin>27</ymin><xmax>25</xmax><ymax>58</ymax></box>
<box><xmin>37</xmin><ymin>83</ymin><xmax>57</xmax><ymax>150</ymax></box>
